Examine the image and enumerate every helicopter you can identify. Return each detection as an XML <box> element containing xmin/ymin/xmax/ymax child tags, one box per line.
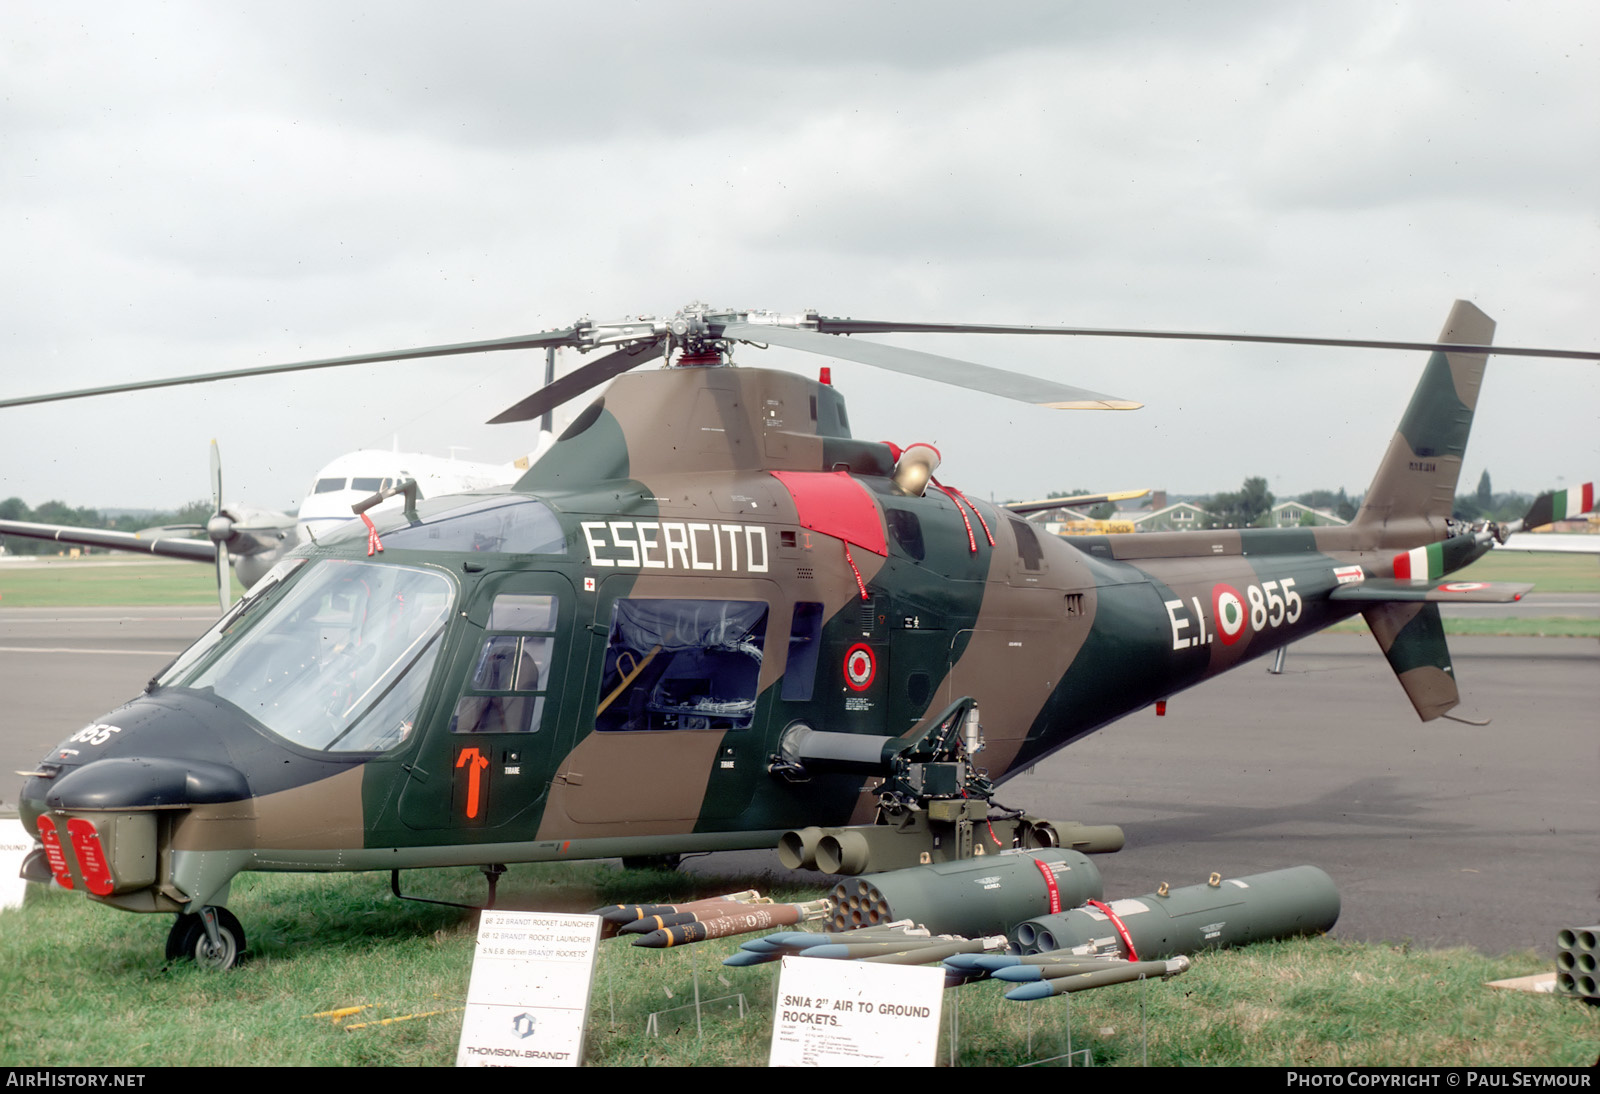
<box><xmin>13</xmin><ymin>300</ymin><xmax>1598</xmax><ymax>969</ymax></box>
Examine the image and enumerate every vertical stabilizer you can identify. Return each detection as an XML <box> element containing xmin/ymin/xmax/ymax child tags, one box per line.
<box><xmin>1354</xmin><ymin>301</ymin><xmax>1494</xmax><ymax>545</ymax></box>
<box><xmin>1362</xmin><ymin>601</ymin><xmax>1459</xmax><ymax>721</ymax></box>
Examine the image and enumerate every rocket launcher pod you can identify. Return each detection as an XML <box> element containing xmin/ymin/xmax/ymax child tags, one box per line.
<box><xmin>1011</xmin><ymin>865</ymin><xmax>1340</xmax><ymax>959</ymax></box>
<box><xmin>830</xmin><ymin>847</ymin><xmax>1102</xmax><ymax>938</ymax></box>
<box><xmin>1555</xmin><ymin>925</ymin><xmax>1599</xmax><ymax>1000</ymax></box>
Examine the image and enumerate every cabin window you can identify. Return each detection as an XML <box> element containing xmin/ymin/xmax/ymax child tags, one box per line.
<box><xmin>885</xmin><ymin>509</ymin><xmax>925</xmax><ymax>561</ymax></box>
<box><xmin>1008</xmin><ymin>517</ymin><xmax>1044</xmax><ymax>571</ymax></box>
<box><xmin>596</xmin><ymin>599</ymin><xmax>768</xmax><ymax>732</ymax></box>
<box><xmin>451</xmin><ymin>593</ymin><xmax>558</xmax><ymax>735</ymax></box>
<box><xmin>781</xmin><ymin>602</ymin><xmax>824</xmax><ymax>701</ymax></box>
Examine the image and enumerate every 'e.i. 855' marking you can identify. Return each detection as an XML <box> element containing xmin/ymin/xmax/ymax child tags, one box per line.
<box><xmin>1165</xmin><ymin>578</ymin><xmax>1301</xmax><ymax>650</ymax></box>
<box><xmin>67</xmin><ymin>723</ymin><xmax>122</xmax><ymax>747</ymax></box>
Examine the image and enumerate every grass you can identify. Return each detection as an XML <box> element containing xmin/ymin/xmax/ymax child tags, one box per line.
<box><xmin>2</xmin><ymin>865</ymin><xmax>1595</xmax><ymax>1067</ymax></box>
<box><xmin>0</xmin><ymin>559</ymin><xmax>244</xmax><ymax>607</ymax></box>
<box><xmin>1447</xmin><ymin>551</ymin><xmax>1600</xmax><ymax>594</ymax></box>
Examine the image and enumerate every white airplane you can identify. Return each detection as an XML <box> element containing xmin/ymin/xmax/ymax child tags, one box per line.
<box><xmin>1496</xmin><ymin>532</ymin><xmax>1599</xmax><ymax>554</ymax></box>
<box><xmin>0</xmin><ymin>437</ymin><xmax>551</xmax><ymax>609</ymax></box>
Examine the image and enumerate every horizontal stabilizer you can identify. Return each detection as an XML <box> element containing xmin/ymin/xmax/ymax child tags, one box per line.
<box><xmin>1332</xmin><ymin>579</ymin><xmax>1532</xmax><ymax>604</ymax></box>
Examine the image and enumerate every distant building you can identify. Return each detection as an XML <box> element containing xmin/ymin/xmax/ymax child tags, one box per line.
<box><xmin>1268</xmin><ymin>501</ymin><xmax>1348</xmax><ymax>528</ymax></box>
<box><xmin>1123</xmin><ymin>501</ymin><xmax>1208</xmax><ymax>531</ymax></box>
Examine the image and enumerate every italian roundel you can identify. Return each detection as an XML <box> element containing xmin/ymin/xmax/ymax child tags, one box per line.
<box><xmin>1212</xmin><ymin>584</ymin><xmax>1247</xmax><ymax>645</ymax></box>
<box><xmin>843</xmin><ymin>643</ymin><xmax>877</xmax><ymax>691</ymax></box>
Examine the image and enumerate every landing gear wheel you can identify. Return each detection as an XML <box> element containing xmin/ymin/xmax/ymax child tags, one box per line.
<box><xmin>166</xmin><ymin>907</ymin><xmax>246</xmax><ymax>970</ymax></box>
<box><xmin>621</xmin><ymin>853</ymin><xmax>682</xmax><ymax>871</ymax></box>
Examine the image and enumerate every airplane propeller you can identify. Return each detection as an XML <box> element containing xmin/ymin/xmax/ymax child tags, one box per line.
<box><xmin>204</xmin><ymin>441</ymin><xmax>232</xmax><ymax>612</ymax></box>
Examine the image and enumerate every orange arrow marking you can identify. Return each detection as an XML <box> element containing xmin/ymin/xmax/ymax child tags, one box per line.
<box><xmin>456</xmin><ymin>747</ymin><xmax>490</xmax><ymax>819</ymax></box>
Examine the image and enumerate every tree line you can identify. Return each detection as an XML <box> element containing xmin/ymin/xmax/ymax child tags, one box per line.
<box><xmin>1020</xmin><ymin>469</ymin><xmax>1531</xmax><ymax>531</ymax></box>
<box><xmin>0</xmin><ymin>497</ymin><xmax>213</xmax><ymax>555</ymax></box>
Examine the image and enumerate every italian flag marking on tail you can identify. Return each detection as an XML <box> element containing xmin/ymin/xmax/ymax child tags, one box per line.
<box><xmin>1392</xmin><ymin>541</ymin><xmax>1444</xmax><ymax>581</ymax></box>
<box><xmin>1552</xmin><ymin>482</ymin><xmax>1595</xmax><ymax>521</ymax></box>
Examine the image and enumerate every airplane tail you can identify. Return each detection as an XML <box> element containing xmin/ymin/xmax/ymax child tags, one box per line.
<box><xmin>1353</xmin><ymin>300</ymin><xmax>1494</xmax><ymax>546</ymax></box>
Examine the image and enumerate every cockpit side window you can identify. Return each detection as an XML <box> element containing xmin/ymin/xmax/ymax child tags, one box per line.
<box><xmin>450</xmin><ymin>593</ymin><xmax>558</xmax><ymax>735</ymax></box>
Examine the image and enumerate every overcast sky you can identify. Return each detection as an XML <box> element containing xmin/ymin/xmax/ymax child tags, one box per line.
<box><xmin>3</xmin><ymin>1</ymin><xmax>1596</xmax><ymax>515</ymax></box>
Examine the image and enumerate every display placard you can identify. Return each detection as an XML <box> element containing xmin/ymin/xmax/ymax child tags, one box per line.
<box><xmin>456</xmin><ymin>910</ymin><xmax>602</xmax><ymax>1067</ymax></box>
<box><xmin>0</xmin><ymin>819</ymin><xmax>30</xmax><ymax>911</ymax></box>
<box><xmin>769</xmin><ymin>955</ymin><xmax>944</xmax><ymax>1067</ymax></box>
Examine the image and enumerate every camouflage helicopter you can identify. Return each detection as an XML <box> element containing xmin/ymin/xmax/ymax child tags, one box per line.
<box><xmin>14</xmin><ymin>300</ymin><xmax>1597</xmax><ymax>969</ymax></box>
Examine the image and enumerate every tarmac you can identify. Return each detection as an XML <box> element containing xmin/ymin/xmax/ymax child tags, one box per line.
<box><xmin>1</xmin><ymin>604</ymin><xmax>1594</xmax><ymax>956</ymax></box>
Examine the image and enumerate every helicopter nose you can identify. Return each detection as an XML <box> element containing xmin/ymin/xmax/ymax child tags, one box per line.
<box><xmin>34</xmin><ymin>757</ymin><xmax>251</xmax><ymax>897</ymax></box>
<box><xmin>45</xmin><ymin>757</ymin><xmax>250</xmax><ymax>812</ymax></box>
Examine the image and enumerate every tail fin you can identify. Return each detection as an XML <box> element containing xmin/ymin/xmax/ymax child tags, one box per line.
<box><xmin>1362</xmin><ymin>602</ymin><xmax>1459</xmax><ymax>721</ymax></box>
<box><xmin>1354</xmin><ymin>301</ymin><xmax>1494</xmax><ymax>545</ymax></box>
<box><xmin>1519</xmin><ymin>481</ymin><xmax>1596</xmax><ymax>532</ymax></box>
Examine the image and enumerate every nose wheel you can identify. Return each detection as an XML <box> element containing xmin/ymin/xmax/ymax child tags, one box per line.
<box><xmin>166</xmin><ymin>906</ymin><xmax>246</xmax><ymax>970</ymax></box>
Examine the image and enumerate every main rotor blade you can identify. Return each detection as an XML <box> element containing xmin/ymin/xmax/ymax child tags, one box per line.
<box><xmin>1005</xmin><ymin>488</ymin><xmax>1152</xmax><ymax>515</ymax></box>
<box><xmin>813</xmin><ymin>317</ymin><xmax>1600</xmax><ymax>361</ymax></box>
<box><xmin>0</xmin><ymin>327</ymin><xmax>582</xmax><ymax>411</ymax></box>
<box><xmin>487</xmin><ymin>337</ymin><xmax>668</xmax><ymax>424</ymax></box>
<box><xmin>720</xmin><ymin>323</ymin><xmax>1140</xmax><ymax>410</ymax></box>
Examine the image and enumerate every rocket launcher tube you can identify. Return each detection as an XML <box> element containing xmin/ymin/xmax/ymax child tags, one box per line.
<box><xmin>1011</xmin><ymin>865</ymin><xmax>1339</xmax><ymax>959</ymax></box>
<box><xmin>833</xmin><ymin>847</ymin><xmax>1103</xmax><ymax>939</ymax></box>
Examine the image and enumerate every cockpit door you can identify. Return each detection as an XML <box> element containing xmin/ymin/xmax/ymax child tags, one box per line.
<box><xmin>397</xmin><ymin>571</ymin><xmax>576</xmax><ymax>832</ymax></box>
